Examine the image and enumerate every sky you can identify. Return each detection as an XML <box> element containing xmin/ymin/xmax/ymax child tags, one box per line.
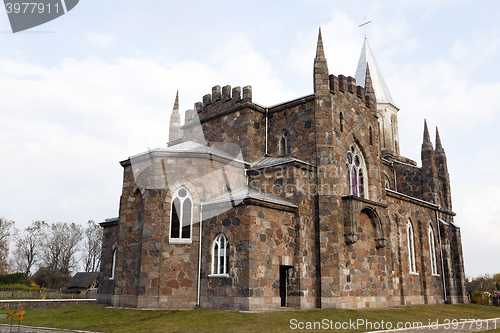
<box><xmin>0</xmin><ymin>0</ymin><xmax>499</xmax><ymax>278</ymax></box>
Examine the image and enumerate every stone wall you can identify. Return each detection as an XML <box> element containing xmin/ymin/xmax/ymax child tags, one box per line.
<box><xmin>182</xmin><ymin>85</ymin><xmax>266</xmax><ymax>164</ymax></box>
<box><xmin>200</xmin><ymin>203</ymin><xmax>313</xmax><ymax>311</ymax></box>
<box><xmin>0</xmin><ymin>299</ymin><xmax>96</xmax><ymax>310</ymax></box>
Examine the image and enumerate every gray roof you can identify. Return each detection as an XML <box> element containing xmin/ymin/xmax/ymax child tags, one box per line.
<box><xmin>129</xmin><ymin>141</ymin><xmax>247</xmax><ymax>165</ymax></box>
<box><xmin>203</xmin><ymin>187</ymin><xmax>297</xmax><ymax>209</ymax></box>
<box><xmin>65</xmin><ymin>272</ymin><xmax>100</xmax><ymax>288</ymax></box>
<box><xmin>355</xmin><ymin>38</ymin><xmax>397</xmax><ymax>107</ymax></box>
<box><xmin>249</xmin><ymin>156</ymin><xmax>313</xmax><ymax>170</ymax></box>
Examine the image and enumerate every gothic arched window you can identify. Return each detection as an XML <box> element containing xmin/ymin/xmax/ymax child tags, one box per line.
<box><xmin>407</xmin><ymin>220</ymin><xmax>416</xmax><ymax>273</ymax></box>
<box><xmin>346</xmin><ymin>144</ymin><xmax>368</xmax><ymax>198</ymax></box>
<box><xmin>428</xmin><ymin>226</ymin><xmax>438</xmax><ymax>275</ymax></box>
<box><xmin>211</xmin><ymin>234</ymin><xmax>229</xmax><ymax>275</ymax></box>
<box><xmin>169</xmin><ymin>187</ymin><xmax>193</xmax><ymax>244</ymax></box>
<box><xmin>279</xmin><ymin>130</ymin><xmax>291</xmax><ymax>156</ymax></box>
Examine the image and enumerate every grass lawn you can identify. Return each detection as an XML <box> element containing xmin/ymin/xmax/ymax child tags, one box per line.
<box><xmin>0</xmin><ymin>303</ymin><xmax>499</xmax><ymax>332</ymax></box>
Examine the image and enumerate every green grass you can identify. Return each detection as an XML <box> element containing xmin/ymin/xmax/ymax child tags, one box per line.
<box><xmin>0</xmin><ymin>303</ymin><xmax>499</xmax><ymax>332</ymax></box>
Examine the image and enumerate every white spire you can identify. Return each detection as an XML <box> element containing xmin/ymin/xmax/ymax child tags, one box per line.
<box><xmin>355</xmin><ymin>38</ymin><xmax>396</xmax><ymax>107</ymax></box>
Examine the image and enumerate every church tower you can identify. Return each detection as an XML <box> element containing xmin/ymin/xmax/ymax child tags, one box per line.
<box><xmin>355</xmin><ymin>39</ymin><xmax>400</xmax><ymax>156</ymax></box>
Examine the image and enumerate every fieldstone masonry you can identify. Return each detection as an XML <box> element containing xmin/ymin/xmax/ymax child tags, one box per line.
<box><xmin>97</xmin><ymin>28</ymin><xmax>467</xmax><ymax>310</ymax></box>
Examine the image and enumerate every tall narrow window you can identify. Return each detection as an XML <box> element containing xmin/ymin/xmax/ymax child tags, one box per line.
<box><xmin>110</xmin><ymin>248</ymin><xmax>117</xmax><ymax>280</ymax></box>
<box><xmin>340</xmin><ymin>112</ymin><xmax>344</xmax><ymax>132</ymax></box>
<box><xmin>170</xmin><ymin>187</ymin><xmax>193</xmax><ymax>244</ymax></box>
<box><xmin>211</xmin><ymin>234</ymin><xmax>229</xmax><ymax>275</ymax></box>
<box><xmin>391</xmin><ymin>117</ymin><xmax>396</xmax><ymax>151</ymax></box>
<box><xmin>407</xmin><ymin>220</ymin><xmax>416</xmax><ymax>273</ymax></box>
<box><xmin>346</xmin><ymin>144</ymin><xmax>368</xmax><ymax>199</ymax></box>
<box><xmin>428</xmin><ymin>226</ymin><xmax>438</xmax><ymax>275</ymax></box>
<box><xmin>369</xmin><ymin>126</ymin><xmax>373</xmax><ymax>145</ymax></box>
<box><xmin>280</xmin><ymin>130</ymin><xmax>291</xmax><ymax>155</ymax></box>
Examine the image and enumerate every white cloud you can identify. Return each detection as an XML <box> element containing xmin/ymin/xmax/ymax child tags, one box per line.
<box><xmin>86</xmin><ymin>32</ymin><xmax>114</xmax><ymax>48</ymax></box>
<box><xmin>0</xmin><ymin>34</ymin><xmax>296</xmax><ymax>228</ymax></box>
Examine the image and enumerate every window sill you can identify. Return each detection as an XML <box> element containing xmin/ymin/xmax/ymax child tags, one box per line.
<box><xmin>169</xmin><ymin>238</ymin><xmax>192</xmax><ymax>244</ymax></box>
<box><xmin>409</xmin><ymin>272</ymin><xmax>419</xmax><ymax>276</ymax></box>
<box><xmin>432</xmin><ymin>274</ymin><xmax>441</xmax><ymax>277</ymax></box>
<box><xmin>208</xmin><ymin>274</ymin><xmax>230</xmax><ymax>278</ymax></box>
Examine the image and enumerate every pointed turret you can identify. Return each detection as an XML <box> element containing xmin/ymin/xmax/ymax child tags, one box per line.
<box><xmin>434</xmin><ymin>126</ymin><xmax>452</xmax><ymax>209</ymax></box>
<box><xmin>316</xmin><ymin>27</ymin><xmax>326</xmax><ymax>59</ymax></box>
<box><xmin>435</xmin><ymin>127</ymin><xmax>444</xmax><ymax>152</ymax></box>
<box><xmin>364</xmin><ymin>63</ymin><xmax>376</xmax><ymax>109</ymax></box>
<box><xmin>423</xmin><ymin>119</ymin><xmax>432</xmax><ymax>147</ymax></box>
<box><xmin>356</xmin><ymin>38</ymin><xmax>400</xmax><ymax>155</ymax></box>
<box><xmin>313</xmin><ymin>27</ymin><xmax>329</xmax><ymax>96</ymax></box>
<box><xmin>421</xmin><ymin>119</ymin><xmax>438</xmax><ymax>204</ymax></box>
<box><xmin>168</xmin><ymin>90</ymin><xmax>181</xmax><ymax>142</ymax></box>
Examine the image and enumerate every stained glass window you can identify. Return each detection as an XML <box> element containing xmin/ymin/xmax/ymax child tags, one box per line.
<box><xmin>346</xmin><ymin>144</ymin><xmax>367</xmax><ymax>198</ymax></box>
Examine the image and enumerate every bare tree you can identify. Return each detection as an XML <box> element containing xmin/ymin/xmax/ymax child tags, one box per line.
<box><xmin>83</xmin><ymin>220</ymin><xmax>102</xmax><ymax>272</ymax></box>
<box><xmin>0</xmin><ymin>217</ymin><xmax>15</xmax><ymax>274</ymax></box>
<box><xmin>42</xmin><ymin>222</ymin><xmax>83</xmax><ymax>276</ymax></box>
<box><xmin>12</xmin><ymin>221</ymin><xmax>46</xmax><ymax>277</ymax></box>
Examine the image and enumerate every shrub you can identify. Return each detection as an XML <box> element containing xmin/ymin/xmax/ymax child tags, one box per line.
<box><xmin>470</xmin><ymin>291</ymin><xmax>491</xmax><ymax>305</ymax></box>
<box><xmin>0</xmin><ymin>273</ymin><xmax>25</xmax><ymax>285</ymax></box>
<box><xmin>0</xmin><ymin>283</ymin><xmax>44</xmax><ymax>291</ymax></box>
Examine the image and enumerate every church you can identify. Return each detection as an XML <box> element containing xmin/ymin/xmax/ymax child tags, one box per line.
<box><xmin>97</xmin><ymin>29</ymin><xmax>467</xmax><ymax>310</ymax></box>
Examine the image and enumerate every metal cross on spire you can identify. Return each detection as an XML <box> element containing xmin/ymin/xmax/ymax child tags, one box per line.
<box><xmin>359</xmin><ymin>19</ymin><xmax>371</xmax><ymax>38</ymax></box>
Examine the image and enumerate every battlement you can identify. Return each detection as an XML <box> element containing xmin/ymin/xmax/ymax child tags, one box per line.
<box><xmin>184</xmin><ymin>85</ymin><xmax>259</xmax><ymax>125</ymax></box>
<box><xmin>328</xmin><ymin>74</ymin><xmax>374</xmax><ymax>108</ymax></box>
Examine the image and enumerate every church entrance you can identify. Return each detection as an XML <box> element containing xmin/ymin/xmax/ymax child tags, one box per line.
<box><xmin>280</xmin><ymin>265</ymin><xmax>292</xmax><ymax>307</ymax></box>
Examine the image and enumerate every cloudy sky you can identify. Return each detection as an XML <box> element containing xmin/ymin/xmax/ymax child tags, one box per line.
<box><xmin>0</xmin><ymin>0</ymin><xmax>498</xmax><ymax>278</ymax></box>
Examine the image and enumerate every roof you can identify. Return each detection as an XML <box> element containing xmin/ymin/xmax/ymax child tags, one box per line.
<box><xmin>65</xmin><ymin>272</ymin><xmax>100</xmax><ymax>288</ymax></box>
<box><xmin>355</xmin><ymin>38</ymin><xmax>397</xmax><ymax>107</ymax></box>
<box><xmin>249</xmin><ymin>156</ymin><xmax>314</xmax><ymax>170</ymax></box>
<box><xmin>203</xmin><ymin>187</ymin><xmax>297</xmax><ymax>209</ymax></box>
<box><xmin>129</xmin><ymin>141</ymin><xmax>248</xmax><ymax>165</ymax></box>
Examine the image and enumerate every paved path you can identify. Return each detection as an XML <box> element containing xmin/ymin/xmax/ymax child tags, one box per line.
<box><xmin>0</xmin><ymin>324</ymin><xmax>98</xmax><ymax>333</ymax></box>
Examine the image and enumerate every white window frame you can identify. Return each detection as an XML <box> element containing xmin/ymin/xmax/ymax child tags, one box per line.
<box><xmin>407</xmin><ymin>220</ymin><xmax>417</xmax><ymax>274</ymax></box>
<box><xmin>210</xmin><ymin>234</ymin><xmax>229</xmax><ymax>277</ymax></box>
<box><xmin>346</xmin><ymin>143</ymin><xmax>368</xmax><ymax>199</ymax></box>
<box><xmin>428</xmin><ymin>225</ymin><xmax>438</xmax><ymax>276</ymax></box>
<box><xmin>169</xmin><ymin>187</ymin><xmax>193</xmax><ymax>244</ymax></box>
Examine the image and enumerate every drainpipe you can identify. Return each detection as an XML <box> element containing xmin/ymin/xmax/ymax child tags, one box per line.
<box><xmin>265</xmin><ymin>108</ymin><xmax>269</xmax><ymax>155</ymax></box>
<box><xmin>436</xmin><ymin>209</ymin><xmax>447</xmax><ymax>303</ymax></box>
<box><xmin>196</xmin><ymin>203</ymin><xmax>204</xmax><ymax>307</ymax></box>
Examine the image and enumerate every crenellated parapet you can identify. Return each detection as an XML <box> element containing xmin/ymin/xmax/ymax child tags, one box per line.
<box><xmin>183</xmin><ymin>85</ymin><xmax>259</xmax><ymax>127</ymax></box>
<box><xmin>328</xmin><ymin>74</ymin><xmax>374</xmax><ymax>108</ymax></box>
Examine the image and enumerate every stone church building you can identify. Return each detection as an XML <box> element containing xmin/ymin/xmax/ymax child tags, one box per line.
<box><xmin>97</xmin><ymin>29</ymin><xmax>467</xmax><ymax>310</ymax></box>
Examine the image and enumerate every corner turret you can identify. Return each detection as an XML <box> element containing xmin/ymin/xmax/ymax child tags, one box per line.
<box><xmin>421</xmin><ymin>120</ymin><xmax>438</xmax><ymax>204</ymax></box>
<box><xmin>168</xmin><ymin>90</ymin><xmax>181</xmax><ymax>143</ymax></box>
<box><xmin>435</xmin><ymin>127</ymin><xmax>452</xmax><ymax>209</ymax></box>
<box><xmin>314</xmin><ymin>28</ymin><xmax>329</xmax><ymax>96</ymax></box>
<box><xmin>364</xmin><ymin>63</ymin><xmax>376</xmax><ymax>110</ymax></box>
